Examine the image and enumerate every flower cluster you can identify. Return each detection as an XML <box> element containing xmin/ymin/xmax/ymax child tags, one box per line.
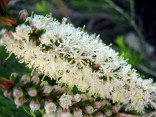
<box><xmin>1</xmin><ymin>73</ymin><xmax>120</xmax><ymax>117</ymax></box>
<box><xmin>0</xmin><ymin>10</ymin><xmax>156</xmax><ymax>112</ymax></box>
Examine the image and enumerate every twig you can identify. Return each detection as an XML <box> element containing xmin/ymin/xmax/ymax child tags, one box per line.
<box><xmin>130</xmin><ymin>0</ymin><xmax>135</xmax><ymax>20</ymax></box>
<box><xmin>105</xmin><ymin>0</ymin><xmax>148</xmax><ymax>58</ymax></box>
<box><xmin>52</xmin><ymin>0</ymin><xmax>71</xmax><ymax>23</ymax></box>
<box><xmin>138</xmin><ymin>65</ymin><xmax>156</xmax><ymax>77</ymax></box>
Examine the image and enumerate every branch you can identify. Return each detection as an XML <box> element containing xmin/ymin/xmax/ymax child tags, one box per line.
<box><xmin>105</xmin><ymin>0</ymin><xmax>149</xmax><ymax>58</ymax></box>
<box><xmin>138</xmin><ymin>65</ymin><xmax>156</xmax><ymax>77</ymax></box>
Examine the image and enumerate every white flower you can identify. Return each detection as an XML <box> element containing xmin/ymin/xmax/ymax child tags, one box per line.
<box><xmin>13</xmin><ymin>24</ymin><xmax>32</xmax><ymax>42</ymax></box>
<box><xmin>59</xmin><ymin>94</ymin><xmax>72</xmax><ymax>109</ymax></box>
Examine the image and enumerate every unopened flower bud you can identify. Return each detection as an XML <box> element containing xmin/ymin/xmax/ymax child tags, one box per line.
<box><xmin>43</xmin><ymin>86</ymin><xmax>52</xmax><ymax>95</ymax></box>
<box><xmin>72</xmin><ymin>94</ymin><xmax>81</xmax><ymax>103</ymax></box>
<box><xmin>59</xmin><ymin>94</ymin><xmax>72</xmax><ymax>109</ymax></box>
<box><xmin>45</xmin><ymin>102</ymin><xmax>56</xmax><ymax>114</ymax></box>
<box><xmin>21</xmin><ymin>74</ymin><xmax>30</xmax><ymax>84</ymax></box>
<box><xmin>96</xmin><ymin>113</ymin><xmax>104</xmax><ymax>117</ymax></box>
<box><xmin>81</xmin><ymin>94</ymin><xmax>87</xmax><ymax>101</ymax></box>
<box><xmin>112</xmin><ymin>104</ymin><xmax>120</xmax><ymax>112</ymax></box>
<box><xmin>40</xmin><ymin>81</ymin><xmax>49</xmax><ymax>87</ymax></box>
<box><xmin>94</xmin><ymin>101</ymin><xmax>101</xmax><ymax>109</ymax></box>
<box><xmin>3</xmin><ymin>90</ymin><xmax>11</xmax><ymax>98</ymax></box>
<box><xmin>58</xmin><ymin>109</ymin><xmax>72</xmax><ymax>117</ymax></box>
<box><xmin>85</xmin><ymin>105</ymin><xmax>94</xmax><ymax>114</ymax></box>
<box><xmin>74</xmin><ymin>108</ymin><xmax>82</xmax><ymax>117</ymax></box>
<box><xmin>61</xmin><ymin>87</ymin><xmax>68</xmax><ymax>93</ymax></box>
<box><xmin>31</xmin><ymin>76</ymin><xmax>40</xmax><ymax>85</ymax></box>
<box><xmin>10</xmin><ymin>72</ymin><xmax>18</xmax><ymax>80</ymax></box>
<box><xmin>105</xmin><ymin>110</ymin><xmax>112</xmax><ymax>117</ymax></box>
<box><xmin>101</xmin><ymin>100</ymin><xmax>109</xmax><ymax>107</ymax></box>
<box><xmin>30</xmin><ymin>100</ymin><xmax>40</xmax><ymax>111</ymax></box>
<box><xmin>19</xmin><ymin>9</ymin><xmax>28</xmax><ymax>20</ymax></box>
<box><xmin>14</xmin><ymin>97</ymin><xmax>25</xmax><ymax>106</ymax></box>
<box><xmin>28</xmin><ymin>88</ymin><xmax>37</xmax><ymax>97</ymax></box>
<box><xmin>44</xmin><ymin>100</ymin><xmax>54</xmax><ymax>107</ymax></box>
<box><xmin>4</xmin><ymin>31</ymin><xmax>13</xmax><ymax>39</ymax></box>
<box><xmin>53</xmin><ymin>85</ymin><xmax>61</xmax><ymax>93</ymax></box>
<box><xmin>13</xmin><ymin>88</ymin><xmax>23</xmax><ymax>98</ymax></box>
<box><xmin>31</xmin><ymin>25</ymin><xmax>37</xmax><ymax>30</ymax></box>
<box><xmin>43</xmin><ymin>114</ymin><xmax>55</xmax><ymax>117</ymax></box>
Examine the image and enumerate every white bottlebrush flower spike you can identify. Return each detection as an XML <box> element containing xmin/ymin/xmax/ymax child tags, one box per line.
<box><xmin>1</xmin><ymin>13</ymin><xmax>156</xmax><ymax>112</ymax></box>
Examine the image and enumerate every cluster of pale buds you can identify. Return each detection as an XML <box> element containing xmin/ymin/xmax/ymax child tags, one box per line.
<box><xmin>1</xmin><ymin>72</ymin><xmax>121</xmax><ymax>117</ymax></box>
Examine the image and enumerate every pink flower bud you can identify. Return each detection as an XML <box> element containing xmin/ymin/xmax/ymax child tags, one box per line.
<box><xmin>14</xmin><ymin>98</ymin><xmax>25</xmax><ymax>106</ymax></box>
<box><xmin>28</xmin><ymin>88</ymin><xmax>37</xmax><ymax>97</ymax></box>
<box><xmin>43</xmin><ymin>86</ymin><xmax>52</xmax><ymax>95</ymax></box>
<box><xmin>72</xmin><ymin>94</ymin><xmax>81</xmax><ymax>103</ymax></box>
<box><xmin>40</xmin><ymin>81</ymin><xmax>49</xmax><ymax>87</ymax></box>
<box><xmin>31</xmin><ymin>76</ymin><xmax>40</xmax><ymax>85</ymax></box>
<box><xmin>58</xmin><ymin>109</ymin><xmax>72</xmax><ymax>117</ymax></box>
<box><xmin>112</xmin><ymin>105</ymin><xmax>120</xmax><ymax>112</ymax></box>
<box><xmin>4</xmin><ymin>31</ymin><xmax>13</xmax><ymax>39</ymax></box>
<box><xmin>21</xmin><ymin>74</ymin><xmax>30</xmax><ymax>84</ymax></box>
<box><xmin>31</xmin><ymin>25</ymin><xmax>37</xmax><ymax>30</ymax></box>
<box><xmin>96</xmin><ymin>113</ymin><xmax>104</xmax><ymax>117</ymax></box>
<box><xmin>10</xmin><ymin>72</ymin><xmax>18</xmax><ymax>78</ymax></box>
<box><xmin>53</xmin><ymin>85</ymin><xmax>61</xmax><ymax>93</ymax></box>
<box><xmin>30</xmin><ymin>100</ymin><xmax>40</xmax><ymax>111</ymax></box>
<box><xmin>85</xmin><ymin>105</ymin><xmax>94</xmax><ymax>114</ymax></box>
<box><xmin>13</xmin><ymin>88</ymin><xmax>23</xmax><ymax>98</ymax></box>
<box><xmin>74</xmin><ymin>108</ymin><xmax>83</xmax><ymax>117</ymax></box>
<box><xmin>44</xmin><ymin>99</ymin><xmax>54</xmax><ymax>107</ymax></box>
<box><xmin>94</xmin><ymin>101</ymin><xmax>101</xmax><ymax>109</ymax></box>
<box><xmin>19</xmin><ymin>9</ymin><xmax>28</xmax><ymax>20</ymax></box>
<box><xmin>61</xmin><ymin>87</ymin><xmax>68</xmax><ymax>93</ymax></box>
<box><xmin>105</xmin><ymin>110</ymin><xmax>112</xmax><ymax>117</ymax></box>
<box><xmin>81</xmin><ymin>94</ymin><xmax>87</xmax><ymax>101</ymax></box>
<box><xmin>59</xmin><ymin>94</ymin><xmax>72</xmax><ymax>109</ymax></box>
<box><xmin>45</xmin><ymin>102</ymin><xmax>56</xmax><ymax>114</ymax></box>
<box><xmin>101</xmin><ymin>100</ymin><xmax>110</xmax><ymax>107</ymax></box>
<box><xmin>3</xmin><ymin>90</ymin><xmax>11</xmax><ymax>98</ymax></box>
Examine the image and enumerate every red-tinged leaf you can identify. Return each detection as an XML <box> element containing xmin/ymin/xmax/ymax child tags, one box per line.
<box><xmin>0</xmin><ymin>16</ymin><xmax>17</xmax><ymax>26</ymax></box>
<box><xmin>0</xmin><ymin>0</ymin><xmax>9</xmax><ymax>8</ymax></box>
<box><xmin>0</xmin><ymin>84</ymin><xmax>12</xmax><ymax>89</ymax></box>
<box><xmin>4</xmin><ymin>80</ymin><xmax>14</xmax><ymax>85</ymax></box>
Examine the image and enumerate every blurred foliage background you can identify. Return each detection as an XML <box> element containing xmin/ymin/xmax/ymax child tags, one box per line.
<box><xmin>0</xmin><ymin>0</ymin><xmax>156</xmax><ymax>116</ymax></box>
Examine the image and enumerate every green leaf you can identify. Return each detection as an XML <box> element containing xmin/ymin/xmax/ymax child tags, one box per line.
<box><xmin>35</xmin><ymin>0</ymin><xmax>48</xmax><ymax>14</ymax></box>
<box><xmin>115</xmin><ymin>36</ymin><xmax>125</xmax><ymax>49</ymax></box>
